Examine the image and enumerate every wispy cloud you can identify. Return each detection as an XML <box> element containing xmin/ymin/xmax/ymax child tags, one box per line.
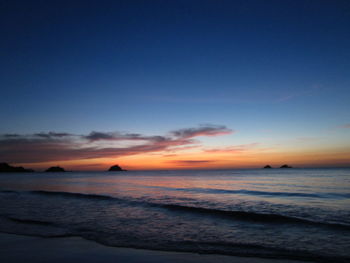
<box><xmin>145</xmin><ymin>85</ymin><xmax>323</xmax><ymax>105</ymax></box>
<box><xmin>204</xmin><ymin>143</ymin><xmax>260</xmax><ymax>154</ymax></box>
<box><xmin>337</xmin><ymin>124</ymin><xmax>350</xmax><ymax>129</ymax></box>
<box><xmin>84</xmin><ymin>131</ymin><xmax>165</xmax><ymax>142</ymax></box>
<box><xmin>275</xmin><ymin>85</ymin><xmax>322</xmax><ymax>102</ymax></box>
<box><xmin>295</xmin><ymin>137</ymin><xmax>319</xmax><ymax>142</ymax></box>
<box><xmin>166</xmin><ymin>160</ymin><xmax>216</xmax><ymax>166</ymax></box>
<box><xmin>33</xmin><ymin>132</ymin><xmax>72</xmax><ymax>138</ymax></box>
<box><xmin>171</xmin><ymin>124</ymin><xmax>233</xmax><ymax>138</ymax></box>
<box><xmin>3</xmin><ymin>134</ymin><xmax>21</xmax><ymax>138</ymax></box>
<box><xmin>0</xmin><ymin>124</ymin><xmax>232</xmax><ymax>164</ymax></box>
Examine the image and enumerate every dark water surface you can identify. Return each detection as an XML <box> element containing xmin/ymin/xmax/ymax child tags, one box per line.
<box><xmin>0</xmin><ymin>169</ymin><xmax>349</xmax><ymax>262</ymax></box>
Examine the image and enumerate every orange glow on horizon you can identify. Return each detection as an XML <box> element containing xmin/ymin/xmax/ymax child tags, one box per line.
<box><xmin>15</xmin><ymin>147</ymin><xmax>350</xmax><ymax>171</ymax></box>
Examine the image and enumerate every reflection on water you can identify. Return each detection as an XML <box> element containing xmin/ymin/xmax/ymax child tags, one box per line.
<box><xmin>0</xmin><ymin>169</ymin><xmax>349</xmax><ymax>262</ymax></box>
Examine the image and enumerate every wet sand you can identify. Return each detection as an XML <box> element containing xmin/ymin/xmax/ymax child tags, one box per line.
<box><xmin>0</xmin><ymin>233</ymin><xmax>310</xmax><ymax>263</ymax></box>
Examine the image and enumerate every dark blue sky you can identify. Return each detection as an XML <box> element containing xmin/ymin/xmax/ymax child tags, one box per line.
<box><xmin>1</xmin><ymin>1</ymin><xmax>350</xmax><ymax>166</ymax></box>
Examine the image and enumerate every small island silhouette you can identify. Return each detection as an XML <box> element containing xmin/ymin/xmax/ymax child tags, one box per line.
<box><xmin>280</xmin><ymin>164</ymin><xmax>292</xmax><ymax>168</ymax></box>
<box><xmin>46</xmin><ymin>166</ymin><xmax>65</xmax><ymax>172</ymax></box>
<box><xmin>263</xmin><ymin>165</ymin><xmax>294</xmax><ymax>169</ymax></box>
<box><xmin>0</xmin><ymin>163</ymin><xmax>34</xmax><ymax>173</ymax></box>
<box><xmin>108</xmin><ymin>165</ymin><xmax>126</xmax><ymax>171</ymax></box>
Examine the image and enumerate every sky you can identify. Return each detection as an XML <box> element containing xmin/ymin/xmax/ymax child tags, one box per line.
<box><xmin>0</xmin><ymin>0</ymin><xmax>350</xmax><ymax>170</ymax></box>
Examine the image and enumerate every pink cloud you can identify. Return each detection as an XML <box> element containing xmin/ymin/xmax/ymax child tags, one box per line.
<box><xmin>0</xmin><ymin>124</ymin><xmax>232</xmax><ymax>164</ymax></box>
<box><xmin>166</xmin><ymin>160</ymin><xmax>216</xmax><ymax>166</ymax></box>
<box><xmin>205</xmin><ymin>143</ymin><xmax>260</xmax><ymax>154</ymax></box>
<box><xmin>337</xmin><ymin>124</ymin><xmax>350</xmax><ymax>129</ymax></box>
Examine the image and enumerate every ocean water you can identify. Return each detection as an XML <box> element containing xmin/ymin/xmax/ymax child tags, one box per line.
<box><xmin>0</xmin><ymin>169</ymin><xmax>349</xmax><ymax>262</ymax></box>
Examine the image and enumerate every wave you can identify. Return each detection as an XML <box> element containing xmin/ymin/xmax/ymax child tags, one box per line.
<box><xmin>3</xmin><ymin>188</ymin><xmax>349</xmax><ymax>201</ymax></box>
<box><xmin>4</xmin><ymin>216</ymin><xmax>56</xmax><ymax>226</ymax></box>
<box><xmin>0</xmin><ymin>222</ymin><xmax>348</xmax><ymax>263</ymax></box>
<box><xmin>1</xmin><ymin>189</ymin><xmax>119</xmax><ymax>201</ymax></box>
<box><xmin>184</xmin><ymin>240</ymin><xmax>350</xmax><ymax>263</ymax></box>
<box><xmin>160</xmin><ymin>204</ymin><xmax>350</xmax><ymax>230</ymax></box>
<box><xmin>0</xmin><ymin>229</ymin><xmax>348</xmax><ymax>263</ymax></box>
<box><xmin>29</xmin><ymin>190</ymin><xmax>118</xmax><ymax>200</ymax></box>
<box><xmin>1</xmin><ymin>189</ymin><xmax>349</xmax><ymax>230</ymax></box>
<box><xmin>169</xmin><ymin>187</ymin><xmax>350</xmax><ymax>199</ymax></box>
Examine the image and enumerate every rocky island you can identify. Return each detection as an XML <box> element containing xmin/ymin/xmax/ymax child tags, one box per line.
<box><xmin>45</xmin><ymin>166</ymin><xmax>65</xmax><ymax>172</ymax></box>
<box><xmin>0</xmin><ymin>163</ymin><xmax>34</xmax><ymax>173</ymax></box>
<box><xmin>280</xmin><ymin>164</ymin><xmax>292</xmax><ymax>168</ymax></box>
<box><xmin>263</xmin><ymin>165</ymin><xmax>272</xmax><ymax>168</ymax></box>
<box><xmin>108</xmin><ymin>164</ymin><xmax>126</xmax><ymax>172</ymax></box>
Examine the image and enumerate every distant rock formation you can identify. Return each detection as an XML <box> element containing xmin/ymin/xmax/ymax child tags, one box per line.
<box><xmin>0</xmin><ymin>163</ymin><xmax>34</xmax><ymax>173</ymax></box>
<box><xmin>263</xmin><ymin>165</ymin><xmax>272</xmax><ymax>169</ymax></box>
<box><xmin>280</xmin><ymin>164</ymin><xmax>292</xmax><ymax>168</ymax></box>
<box><xmin>45</xmin><ymin>166</ymin><xmax>65</xmax><ymax>172</ymax></box>
<box><xmin>108</xmin><ymin>164</ymin><xmax>126</xmax><ymax>171</ymax></box>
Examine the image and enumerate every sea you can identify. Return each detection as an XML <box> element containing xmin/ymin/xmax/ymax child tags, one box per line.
<box><xmin>0</xmin><ymin>168</ymin><xmax>349</xmax><ymax>262</ymax></box>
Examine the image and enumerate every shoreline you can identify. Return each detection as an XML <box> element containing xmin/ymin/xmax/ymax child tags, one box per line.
<box><xmin>0</xmin><ymin>232</ymin><xmax>310</xmax><ymax>263</ymax></box>
<box><xmin>0</xmin><ymin>233</ymin><xmax>310</xmax><ymax>263</ymax></box>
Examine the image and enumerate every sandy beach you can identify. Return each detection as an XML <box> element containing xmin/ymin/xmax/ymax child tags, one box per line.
<box><xmin>0</xmin><ymin>233</ymin><xmax>309</xmax><ymax>263</ymax></box>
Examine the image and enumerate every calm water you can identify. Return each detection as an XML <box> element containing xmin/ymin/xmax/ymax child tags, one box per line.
<box><xmin>0</xmin><ymin>169</ymin><xmax>349</xmax><ymax>262</ymax></box>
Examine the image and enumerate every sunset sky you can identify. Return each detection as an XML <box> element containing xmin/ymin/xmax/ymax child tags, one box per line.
<box><xmin>1</xmin><ymin>0</ymin><xmax>350</xmax><ymax>170</ymax></box>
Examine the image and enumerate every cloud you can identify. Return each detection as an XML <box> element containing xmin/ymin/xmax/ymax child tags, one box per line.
<box><xmin>205</xmin><ymin>143</ymin><xmax>260</xmax><ymax>154</ymax></box>
<box><xmin>84</xmin><ymin>131</ymin><xmax>170</xmax><ymax>143</ymax></box>
<box><xmin>162</xmin><ymin>154</ymin><xmax>178</xmax><ymax>157</ymax></box>
<box><xmin>167</xmin><ymin>160</ymin><xmax>216</xmax><ymax>166</ymax></box>
<box><xmin>84</xmin><ymin>125</ymin><xmax>232</xmax><ymax>142</ymax></box>
<box><xmin>3</xmin><ymin>134</ymin><xmax>20</xmax><ymax>138</ymax></box>
<box><xmin>33</xmin><ymin>132</ymin><xmax>73</xmax><ymax>138</ymax></box>
<box><xmin>0</xmin><ymin>132</ymin><xmax>72</xmax><ymax>141</ymax></box>
<box><xmin>171</xmin><ymin>124</ymin><xmax>233</xmax><ymax>139</ymax></box>
<box><xmin>0</xmin><ymin>124</ymin><xmax>232</xmax><ymax>164</ymax></box>
<box><xmin>337</xmin><ymin>124</ymin><xmax>350</xmax><ymax>129</ymax></box>
<box><xmin>296</xmin><ymin>137</ymin><xmax>318</xmax><ymax>142</ymax></box>
<box><xmin>276</xmin><ymin>85</ymin><xmax>322</xmax><ymax>102</ymax></box>
<box><xmin>84</xmin><ymin>131</ymin><xmax>122</xmax><ymax>141</ymax></box>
